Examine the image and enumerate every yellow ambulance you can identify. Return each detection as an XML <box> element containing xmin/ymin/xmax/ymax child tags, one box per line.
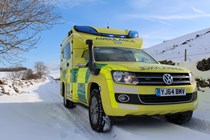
<box><xmin>60</xmin><ymin>25</ymin><xmax>197</xmax><ymax>132</ymax></box>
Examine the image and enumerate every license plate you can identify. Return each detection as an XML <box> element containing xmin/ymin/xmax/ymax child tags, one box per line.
<box><xmin>156</xmin><ymin>88</ymin><xmax>186</xmax><ymax>96</ymax></box>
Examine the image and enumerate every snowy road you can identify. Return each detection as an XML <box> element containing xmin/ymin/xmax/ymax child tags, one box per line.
<box><xmin>0</xmin><ymin>77</ymin><xmax>210</xmax><ymax>140</ymax></box>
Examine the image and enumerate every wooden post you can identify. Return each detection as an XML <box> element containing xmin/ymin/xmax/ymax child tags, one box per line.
<box><xmin>184</xmin><ymin>49</ymin><xmax>187</xmax><ymax>61</ymax></box>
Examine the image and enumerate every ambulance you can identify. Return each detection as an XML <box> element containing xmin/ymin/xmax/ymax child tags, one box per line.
<box><xmin>60</xmin><ymin>25</ymin><xmax>197</xmax><ymax>132</ymax></box>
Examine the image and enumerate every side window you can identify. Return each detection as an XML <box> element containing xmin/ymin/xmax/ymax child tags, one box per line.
<box><xmin>82</xmin><ymin>50</ymin><xmax>89</xmax><ymax>63</ymax></box>
<box><xmin>64</xmin><ymin>43</ymin><xmax>71</xmax><ymax>59</ymax></box>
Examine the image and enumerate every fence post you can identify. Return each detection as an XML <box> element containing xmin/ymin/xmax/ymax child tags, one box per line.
<box><xmin>184</xmin><ymin>49</ymin><xmax>187</xmax><ymax>61</ymax></box>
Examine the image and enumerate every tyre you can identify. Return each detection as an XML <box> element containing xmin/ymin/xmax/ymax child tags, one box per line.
<box><xmin>63</xmin><ymin>95</ymin><xmax>75</xmax><ymax>108</ymax></box>
<box><xmin>63</xmin><ymin>86</ymin><xmax>75</xmax><ymax>108</ymax></box>
<box><xmin>89</xmin><ymin>89</ymin><xmax>111</xmax><ymax>132</ymax></box>
<box><xmin>165</xmin><ymin>111</ymin><xmax>193</xmax><ymax>124</ymax></box>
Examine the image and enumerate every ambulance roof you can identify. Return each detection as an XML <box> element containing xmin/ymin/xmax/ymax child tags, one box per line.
<box><xmin>62</xmin><ymin>25</ymin><xmax>143</xmax><ymax>49</ymax></box>
<box><xmin>72</xmin><ymin>25</ymin><xmax>139</xmax><ymax>38</ymax></box>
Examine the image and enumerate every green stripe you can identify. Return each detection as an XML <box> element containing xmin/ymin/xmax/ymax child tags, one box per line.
<box><xmin>95</xmin><ymin>63</ymin><xmax>107</xmax><ymax>69</ymax></box>
<box><xmin>67</xmin><ymin>83</ymin><xmax>70</xmax><ymax>93</ymax></box>
<box><xmin>71</xmin><ymin>68</ymin><xmax>79</xmax><ymax>83</ymax></box>
<box><xmin>77</xmin><ymin>83</ymin><xmax>86</xmax><ymax>102</ymax></box>
<box><xmin>85</xmin><ymin>69</ymin><xmax>91</xmax><ymax>83</ymax></box>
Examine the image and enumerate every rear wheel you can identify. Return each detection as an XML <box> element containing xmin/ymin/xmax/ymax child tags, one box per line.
<box><xmin>63</xmin><ymin>95</ymin><xmax>75</xmax><ymax>108</ymax></box>
<box><xmin>63</xmin><ymin>85</ymin><xmax>75</xmax><ymax>108</ymax></box>
<box><xmin>89</xmin><ymin>89</ymin><xmax>111</xmax><ymax>132</ymax></box>
<box><xmin>165</xmin><ymin>111</ymin><xmax>193</xmax><ymax>124</ymax></box>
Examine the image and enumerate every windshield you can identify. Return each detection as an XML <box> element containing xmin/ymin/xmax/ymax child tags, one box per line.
<box><xmin>94</xmin><ymin>47</ymin><xmax>158</xmax><ymax>64</ymax></box>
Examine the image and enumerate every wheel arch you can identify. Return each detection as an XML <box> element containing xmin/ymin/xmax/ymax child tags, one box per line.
<box><xmin>87</xmin><ymin>82</ymin><xmax>100</xmax><ymax>104</ymax></box>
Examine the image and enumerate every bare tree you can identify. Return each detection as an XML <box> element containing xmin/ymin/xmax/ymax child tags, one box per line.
<box><xmin>34</xmin><ymin>61</ymin><xmax>48</xmax><ymax>78</ymax></box>
<box><xmin>23</xmin><ymin>68</ymin><xmax>39</xmax><ymax>80</ymax></box>
<box><xmin>6</xmin><ymin>64</ymin><xmax>27</xmax><ymax>79</ymax></box>
<box><xmin>8</xmin><ymin>71</ymin><xmax>23</xmax><ymax>79</ymax></box>
<box><xmin>0</xmin><ymin>0</ymin><xmax>60</xmax><ymax>64</ymax></box>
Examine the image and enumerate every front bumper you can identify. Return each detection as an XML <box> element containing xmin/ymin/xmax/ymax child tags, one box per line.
<box><xmin>109</xmin><ymin>99</ymin><xmax>198</xmax><ymax>116</ymax></box>
<box><xmin>101</xmin><ymin>81</ymin><xmax>198</xmax><ymax>116</ymax></box>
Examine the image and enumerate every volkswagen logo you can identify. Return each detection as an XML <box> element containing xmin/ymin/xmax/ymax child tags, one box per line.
<box><xmin>163</xmin><ymin>74</ymin><xmax>173</xmax><ymax>85</ymax></box>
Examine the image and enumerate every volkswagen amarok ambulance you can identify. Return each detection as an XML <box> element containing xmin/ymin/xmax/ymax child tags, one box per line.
<box><xmin>60</xmin><ymin>25</ymin><xmax>197</xmax><ymax>132</ymax></box>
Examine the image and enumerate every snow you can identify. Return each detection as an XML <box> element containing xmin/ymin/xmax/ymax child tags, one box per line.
<box><xmin>0</xmin><ymin>72</ymin><xmax>10</xmax><ymax>79</ymax></box>
<box><xmin>0</xmin><ymin>74</ymin><xmax>210</xmax><ymax>139</ymax></box>
<box><xmin>186</xmin><ymin>88</ymin><xmax>210</xmax><ymax>134</ymax></box>
<box><xmin>1</xmin><ymin>26</ymin><xmax>210</xmax><ymax>139</ymax></box>
<box><xmin>178</xmin><ymin>60</ymin><xmax>210</xmax><ymax>80</ymax></box>
<box><xmin>0</xmin><ymin>77</ymin><xmax>46</xmax><ymax>96</ymax></box>
<box><xmin>48</xmin><ymin>69</ymin><xmax>60</xmax><ymax>80</ymax></box>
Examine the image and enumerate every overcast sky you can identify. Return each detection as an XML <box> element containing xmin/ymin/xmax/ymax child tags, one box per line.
<box><xmin>6</xmin><ymin>0</ymin><xmax>210</xmax><ymax>68</ymax></box>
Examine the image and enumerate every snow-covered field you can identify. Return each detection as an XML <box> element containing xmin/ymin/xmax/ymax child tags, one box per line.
<box><xmin>0</xmin><ymin>64</ymin><xmax>210</xmax><ymax>140</ymax></box>
<box><xmin>49</xmin><ymin>70</ymin><xmax>60</xmax><ymax>80</ymax></box>
<box><xmin>178</xmin><ymin>60</ymin><xmax>210</xmax><ymax>80</ymax></box>
<box><xmin>145</xmin><ymin>28</ymin><xmax>210</xmax><ymax>61</ymax></box>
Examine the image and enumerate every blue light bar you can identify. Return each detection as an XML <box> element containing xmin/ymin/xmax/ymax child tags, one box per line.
<box><xmin>74</xmin><ymin>25</ymin><xmax>99</xmax><ymax>35</ymax></box>
<box><xmin>128</xmin><ymin>30</ymin><xmax>139</xmax><ymax>38</ymax></box>
<box><xmin>73</xmin><ymin>25</ymin><xmax>139</xmax><ymax>38</ymax></box>
<box><xmin>100</xmin><ymin>33</ymin><xmax>128</xmax><ymax>38</ymax></box>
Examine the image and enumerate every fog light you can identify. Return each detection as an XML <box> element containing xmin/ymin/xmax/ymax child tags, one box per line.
<box><xmin>118</xmin><ymin>94</ymin><xmax>130</xmax><ymax>103</ymax></box>
<box><xmin>192</xmin><ymin>91</ymin><xmax>197</xmax><ymax>100</ymax></box>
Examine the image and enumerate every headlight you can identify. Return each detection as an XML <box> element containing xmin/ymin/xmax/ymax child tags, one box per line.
<box><xmin>113</xmin><ymin>71</ymin><xmax>124</xmax><ymax>82</ymax></box>
<box><xmin>112</xmin><ymin>71</ymin><xmax>139</xmax><ymax>85</ymax></box>
<box><xmin>189</xmin><ymin>72</ymin><xmax>195</xmax><ymax>85</ymax></box>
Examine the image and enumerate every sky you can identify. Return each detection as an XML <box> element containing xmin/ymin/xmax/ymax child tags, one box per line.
<box><xmin>4</xmin><ymin>0</ymin><xmax>210</xmax><ymax>69</ymax></box>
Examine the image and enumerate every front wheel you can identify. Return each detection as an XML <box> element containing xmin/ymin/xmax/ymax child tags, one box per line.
<box><xmin>89</xmin><ymin>89</ymin><xmax>111</xmax><ymax>132</ymax></box>
<box><xmin>165</xmin><ymin>111</ymin><xmax>193</xmax><ymax>124</ymax></box>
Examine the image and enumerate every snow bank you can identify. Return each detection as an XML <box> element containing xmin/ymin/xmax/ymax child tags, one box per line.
<box><xmin>0</xmin><ymin>72</ymin><xmax>10</xmax><ymax>79</ymax></box>
<box><xmin>178</xmin><ymin>60</ymin><xmax>210</xmax><ymax>79</ymax></box>
<box><xmin>0</xmin><ymin>77</ymin><xmax>46</xmax><ymax>96</ymax></box>
<box><xmin>0</xmin><ymin>76</ymin><xmax>210</xmax><ymax>140</ymax></box>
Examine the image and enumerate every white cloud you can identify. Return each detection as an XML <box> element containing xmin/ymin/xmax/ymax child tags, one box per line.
<box><xmin>49</xmin><ymin>0</ymin><xmax>102</xmax><ymax>8</ymax></box>
<box><xmin>127</xmin><ymin>12</ymin><xmax>210</xmax><ymax>21</ymax></box>
<box><xmin>192</xmin><ymin>7</ymin><xmax>206</xmax><ymax>14</ymax></box>
<box><xmin>150</xmin><ymin>14</ymin><xmax>210</xmax><ymax>20</ymax></box>
<box><xmin>125</xmin><ymin>0</ymin><xmax>210</xmax><ymax>25</ymax></box>
<box><xmin>145</xmin><ymin>18</ymin><xmax>172</xmax><ymax>26</ymax></box>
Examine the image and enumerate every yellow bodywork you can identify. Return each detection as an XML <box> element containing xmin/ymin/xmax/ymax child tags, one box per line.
<box><xmin>60</xmin><ymin>26</ymin><xmax>197</xmax><ymax>117</ymax></box>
